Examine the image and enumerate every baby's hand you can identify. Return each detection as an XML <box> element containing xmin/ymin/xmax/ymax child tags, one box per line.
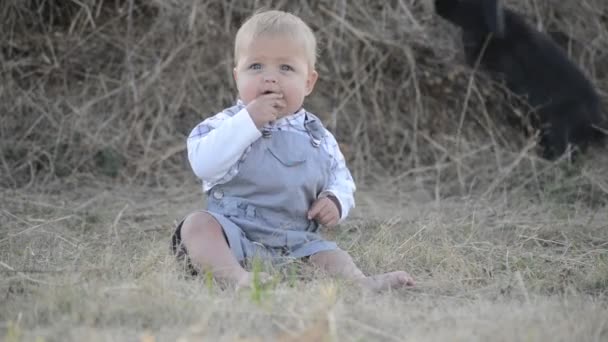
<box><xmin>246</xmin><ymin>93</ymin><xmax>287</xmax><ymax>129</ymax></box>
<box><xmin>307</xmin><ymin>196</ymin><xmax>340</xmax><ymax>227</ymax></box>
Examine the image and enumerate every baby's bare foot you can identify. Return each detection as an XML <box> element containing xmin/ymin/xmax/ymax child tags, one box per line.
<box><xmin>359</xmin><ymin>271</ymin><xmax>415</xmax><ymax>292</ymax></box>
<box><xmin>235</xmin><ymin>271</ymin><xmax>271</xmax><ymax>290</ymax></box>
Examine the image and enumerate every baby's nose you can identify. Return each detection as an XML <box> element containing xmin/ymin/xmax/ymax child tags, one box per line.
<box><xmin>263</xmin><ymin>73</ymin><xmax>277</xmax><ymax>83</ymax></box>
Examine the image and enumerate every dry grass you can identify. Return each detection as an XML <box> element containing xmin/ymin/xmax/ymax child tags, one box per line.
<box><xmin>2</xmin><ymin>0</ymin><xmax>608</xmax><ymax>341</ymax></box>
<box><xmin>2</xmin><ymin>0</ymin><xmax>607</xmax><ymax>189</ymax></box>
<box><xmin>1</xmin><ymin>178</ymin><xmax>607</xmax><ymax>341</ymax></box>
<box><xmin>2</xmin><ymin>0</ymin><xmax>606</xmax><ymax>189</ymax></box>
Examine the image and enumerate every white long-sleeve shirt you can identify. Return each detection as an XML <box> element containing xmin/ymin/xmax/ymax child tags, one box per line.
<box><xmin>187</xmin><ymin>102</ymin><xmax>356</xmax><ymax>221</ymax></box>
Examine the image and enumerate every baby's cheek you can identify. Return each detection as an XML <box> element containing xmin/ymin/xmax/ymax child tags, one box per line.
<box><xmin>239</xmin><ymin>91</ymin><xmax>256</xmax><ymax>104</ymax></box>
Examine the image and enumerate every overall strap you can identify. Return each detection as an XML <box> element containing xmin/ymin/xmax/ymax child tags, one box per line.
<box><xmin>304</xmin><ymin>112</ymin><xmax>324</xmax><ymax>148</ymax></box>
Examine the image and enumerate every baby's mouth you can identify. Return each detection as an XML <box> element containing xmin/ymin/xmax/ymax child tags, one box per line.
<box><xmin>262</xmin><ymin>90</ymin><xmax>276</xmax><ymax>95</ymax></box>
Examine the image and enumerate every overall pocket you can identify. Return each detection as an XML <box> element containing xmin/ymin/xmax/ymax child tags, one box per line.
<box><xmin>266</xmin><ymin>145</ymin><xmax>307</xmax><ymax>167</ymax></box>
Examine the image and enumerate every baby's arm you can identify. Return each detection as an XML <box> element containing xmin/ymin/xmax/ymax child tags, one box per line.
<box><xmin>319</xmin><ymin>130</ymin><xmax>356</xmax><ymax>222</ymax></box>
<box><xmin>187</xmin><ymin>107</ymin><xmax>261</xmax><ymax>183</ymax></box>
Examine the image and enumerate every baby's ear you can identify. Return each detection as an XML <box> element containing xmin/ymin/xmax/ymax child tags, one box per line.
<box><xmin>305</xmin><ymin>70</ymin><xmax>319</xmax><ymax>95</ymax></box>
<box><xmin>233</xmin><ymin>67</ymin><xmax>238</xmax><ymax>82</ymax></box>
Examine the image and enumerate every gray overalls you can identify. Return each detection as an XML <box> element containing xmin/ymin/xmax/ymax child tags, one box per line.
<box><xmin>172</xmin><ymin>110</ymin><xmax>338</xmax><ymax>269</ymax></box>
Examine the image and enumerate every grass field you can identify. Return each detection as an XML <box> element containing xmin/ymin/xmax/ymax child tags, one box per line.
<box><xmin>2</xmin><ymin>170</ymin><xmax>607</xmax><ymax>341</ymax></box>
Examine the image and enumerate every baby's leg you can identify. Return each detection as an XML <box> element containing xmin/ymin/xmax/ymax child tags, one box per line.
<box><xmin>309</xmin><ymin>249</ymin><xmax>415</xmax><ymax>292</ymax></box>
<box><xmin>179</xmin><ymin>212</ymin><xmax>267</xmax><ymax>289</ymax></box>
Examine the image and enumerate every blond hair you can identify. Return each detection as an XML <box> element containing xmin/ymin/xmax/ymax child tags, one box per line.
<box><xmin>234</xmin><ymin>10</ymin><xmax>317</xmax><ymax>68</ymax></box>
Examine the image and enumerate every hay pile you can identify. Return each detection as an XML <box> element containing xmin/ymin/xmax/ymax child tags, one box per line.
<box><xmin>2</xmin><ymin>0</ymin><xmax>607</xmax><ymax>196</ymax></box>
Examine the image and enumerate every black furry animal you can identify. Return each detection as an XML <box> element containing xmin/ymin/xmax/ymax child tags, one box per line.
<box><xmin>435</xmin><ymin>0</ymin><xmax>606</xmax><ymax>159</ymax></box>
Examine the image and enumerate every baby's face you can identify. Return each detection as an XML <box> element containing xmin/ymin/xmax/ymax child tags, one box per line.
<box><xmin>233</xmin><ymin>33</ymin><xmax>318</xmax><ymax>117</ymax></box>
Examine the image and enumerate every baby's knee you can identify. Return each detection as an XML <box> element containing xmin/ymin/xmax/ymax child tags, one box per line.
<box><xmin>180</xmin><ymin>212</ymin><xmax>223</xmax><ymax>241</ymax></box>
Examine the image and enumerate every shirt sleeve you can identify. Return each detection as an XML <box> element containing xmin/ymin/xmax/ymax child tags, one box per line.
<box><xmin>319</xmin><ymin>129</ymin><xmax>356</xmax><ymax>222</ymax></box>
<box><xmin>187</xmin><ymin>107</ymin><xmax>261</xmax><ymax>183</ymax></box>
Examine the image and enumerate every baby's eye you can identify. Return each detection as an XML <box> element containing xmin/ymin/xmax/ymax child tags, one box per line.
<box><xmin>280</xmin><ymin>64</ymin><xmax>294</xmax><ymax>71</ymax></box>
<box><xmin>248</xmin><ymin>63</ymin><xmax>262</xmax><ymax>70</ymax></box>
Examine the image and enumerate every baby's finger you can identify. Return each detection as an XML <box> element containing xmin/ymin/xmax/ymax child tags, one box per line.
<box><xmin>325</xmin><ymin>216</ymin><xmax>339</xmax><ymax>227</ymax></box>
<box><xmin>307</xmin><ymin>199</ymin><xmax>327</xmax><ymax>220</ymax></box>
<box><xmin>317</xmin><ymin>210</ymin><xmax>335</xmax><ymax>225</ymax></box>
<box><xmin>327</xmin><ymin>216</ymin><xmax>339</xmax><ymax>227</ymax></box>
<box><xmin>327</xmin><ymin>212</ymin><xmax>340</xmax><ymax>227</ymax></box>
<box><xmin>316</xmin><ymin>203</ymin><xmax>333</xmax><ymax>219</ymax></box>
<box><xmin>273</xmin><ymin>99</ymin><xmax>287</xmax><ymax>109</ymax></box>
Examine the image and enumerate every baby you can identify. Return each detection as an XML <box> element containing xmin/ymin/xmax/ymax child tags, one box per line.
<box><xmin>171</xmin><ymin>9</ymin><xmax>415</xmax><ymax>292</ymax></box>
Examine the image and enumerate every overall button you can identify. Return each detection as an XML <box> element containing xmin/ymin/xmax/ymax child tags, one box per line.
<box><xmin>212</xmin><ymin>189</ymin><xmax>224</xmax><ymax>199</ymax></box>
